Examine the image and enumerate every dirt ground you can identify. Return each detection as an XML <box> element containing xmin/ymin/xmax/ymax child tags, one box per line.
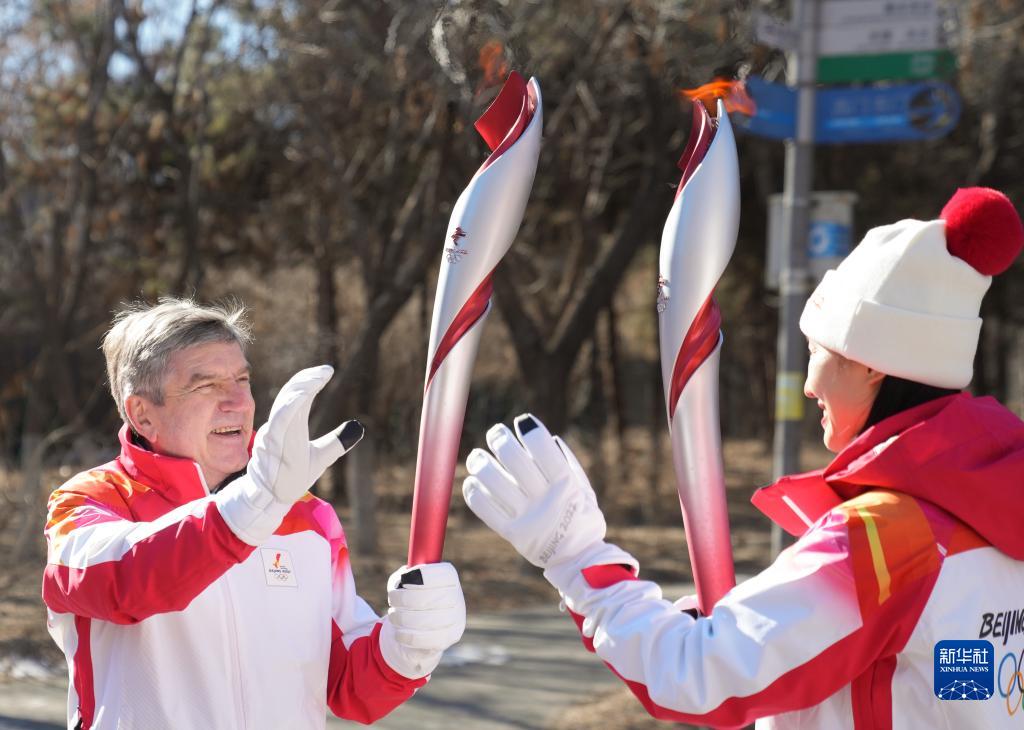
<box><xmin>0</xmin><ymin>430</ymin><xmax>831</xmax><ymax>728</ymax></box>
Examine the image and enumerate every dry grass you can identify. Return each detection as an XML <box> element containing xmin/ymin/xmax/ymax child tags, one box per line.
<box><xmin>551</xmin><ymin>686</ymin><xmax>703</xmax><ymax>730</ymax></box>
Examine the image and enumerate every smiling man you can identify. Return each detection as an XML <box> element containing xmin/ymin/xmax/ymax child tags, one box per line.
<box><xmin>124</xmin><ymin>338</ymin><xmax>256</xmax><ymax>487</ymax></box>
<box><xmin>42</xmin><ymin>298</ymin><xmax>465</xmax><ymax>730</ymax></box>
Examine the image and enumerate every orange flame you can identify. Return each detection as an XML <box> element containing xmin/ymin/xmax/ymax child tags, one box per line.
<box><xmin>681</xmin><ymin>78</ymin><xmax>756</xmax><ymax>116</ymax></box>
<box><xmin>478</xmin><ymin>40</ymin><xmax>509</xmax><ymax>89</ymax></box>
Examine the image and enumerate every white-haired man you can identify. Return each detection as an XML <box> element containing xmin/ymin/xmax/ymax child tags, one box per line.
<box><xmin>42</xmin><ymin>298</ymin><xmax>465</xmax><ymax>729</ymax></box>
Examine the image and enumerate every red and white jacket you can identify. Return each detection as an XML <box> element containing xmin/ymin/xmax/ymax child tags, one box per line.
<box><xmin>42</xmin><ymin>426</ymin><xmax>424</xmax><ymax>730</ymax></box>
<box><xmin>547</xmin><ymin>394</ymin><xmax>1024</xmax><ymax>729</ymax></box>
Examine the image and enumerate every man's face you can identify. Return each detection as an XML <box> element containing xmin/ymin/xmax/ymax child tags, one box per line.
<box><xmin>804</xmin><ymin>340</ymin><xmax>883</xmax><ymax>453</ymax></box>
<box><xmin>130</xmin><ymin>341</ymin><xmax>255</xmax><ymax>488</ymax></box>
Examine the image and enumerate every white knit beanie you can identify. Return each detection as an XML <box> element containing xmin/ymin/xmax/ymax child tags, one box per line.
<box><xmin>799</xmin><ymin>188</ymin><xmax>1024</xmax><ymax>388</ymax></box>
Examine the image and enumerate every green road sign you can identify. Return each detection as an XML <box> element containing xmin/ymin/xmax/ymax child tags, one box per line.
<box><xmin>817</xmin><ymin>50</ymin><xmax>956</xmax><ymax>83</ymax></box>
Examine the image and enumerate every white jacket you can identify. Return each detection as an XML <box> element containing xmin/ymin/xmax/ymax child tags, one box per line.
<box><xmin>546</xmin><ymin>395</ymin><xmax>1024</xmax><ymax>729</ymax></box>
<box><xmin>43</xmin><ymin>427</ymin><xmax>423</xmax><ymax>729</ymax></box>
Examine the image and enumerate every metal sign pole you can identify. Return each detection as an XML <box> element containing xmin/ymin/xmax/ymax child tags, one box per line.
<box><xmin>771</xmin><ymin>0</ymin><xmax>818</xmax><ymax>557</ymax></box>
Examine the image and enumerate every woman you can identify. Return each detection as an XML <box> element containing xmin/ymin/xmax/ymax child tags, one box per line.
<box><xmin>462</xmin><ymin>187</ymin><xmax>1024</xmax><ymax>728</ymax></box>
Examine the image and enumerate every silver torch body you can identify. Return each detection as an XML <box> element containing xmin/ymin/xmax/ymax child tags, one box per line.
<box><xmin>657</xmin><ymin>98</ymin><xmax>740</xmax><ymax>614</ymax></box>
<box><xmin>408</xmin><ymin>74</ymin><xmax>543</xmax><ymax>566</ymax></box>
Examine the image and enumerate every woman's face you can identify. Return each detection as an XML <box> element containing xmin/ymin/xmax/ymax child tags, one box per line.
<box><xmin>804</xmin><ymin>341</ymin><xmax>884</xmax><ymax>453</ymax></box>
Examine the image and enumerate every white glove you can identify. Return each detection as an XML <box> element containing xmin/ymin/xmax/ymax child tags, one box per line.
<box><xmin>462</xmin><ymin>414</ymin><xmax>608</xmax><ymax>570</ymax></box>
<box><xmin>379</xmin><ymin>562</ymin><xmax>466</xmax><ymax>679</ymax></box>
<box><xmin>673</xmin><ymin>593</ymin><xmax>703</xmax><ymax>618</ymax></box>
<box><xmin>216</xmin><ymin>365</ymin><xmax>363</xmax><ymax>545</ymax></box>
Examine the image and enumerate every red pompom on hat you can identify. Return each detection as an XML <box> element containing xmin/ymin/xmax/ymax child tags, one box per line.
<box><xmin>940</xmin><ymin>187</ymin><xmax>1024</xmax><ymax>276</ymax></box>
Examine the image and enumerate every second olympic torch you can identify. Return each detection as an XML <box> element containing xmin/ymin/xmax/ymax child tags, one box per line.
<box><xmin>657</xmin><ymin>97</ymin><xmax>740</xmax><ymax>615</ymax></box>
<box><xmin>407</xmin><ymin>72</ymin><xmax>543</xmax><ymax>566</ymax></box>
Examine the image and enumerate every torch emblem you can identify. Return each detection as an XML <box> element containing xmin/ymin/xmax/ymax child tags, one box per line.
<box><xmin>656</xmin><ymin>275</ymin><xmax>671</xmax><ymax>313</ymax></box>
<box><xmin>446</xmin><ymin>226</ymin><xmax>469</xmax><ymax>264</ymax></box>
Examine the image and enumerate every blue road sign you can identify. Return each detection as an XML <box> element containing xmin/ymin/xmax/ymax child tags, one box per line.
<box><xmin>736</xmin><ymin>75</ymin><xmax>961</xmax><ymax>143</ymax></box>
<box><xmin>808</xmin><ymin>221</ymin><xmax>851</xmax><ymax>259</ymax></box>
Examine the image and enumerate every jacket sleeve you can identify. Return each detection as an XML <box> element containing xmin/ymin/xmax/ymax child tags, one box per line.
<box><xmin>324</xmin><ymin>535</ymin><xmax>425</xmax><ymax>723</ymax></box>
<box><xmin>545</xmin><ymin>490</ymin><xmax>943</xmax><ymax>728</ymax></box>
<box><xmin>42</xmin><ymin>472</ymin><xmax>255</xmax><ymax>624</ymax></box>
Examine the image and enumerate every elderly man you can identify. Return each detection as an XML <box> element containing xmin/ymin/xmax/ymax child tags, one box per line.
<box><xmin>42</xmin><ymin>298</ymin><xmax>465</xmax><ymax>729</ymax></box>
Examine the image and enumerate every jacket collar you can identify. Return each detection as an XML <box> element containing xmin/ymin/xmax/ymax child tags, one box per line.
<box><xmin>115</xmin><ymin>424</ymin><xmax>211</xmax><ymax>501</ymax></box>
<box><xmin>750</xmin><ymin>469</ymin><xmax>841</xmax><ymax>537</ymax></box>
<box><xmin>752</xmin><ymin>394</ymin><xmax>964</xmax><ymax>536</ymax></box>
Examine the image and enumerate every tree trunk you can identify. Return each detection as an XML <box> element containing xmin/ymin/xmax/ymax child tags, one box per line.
<box><xmin>14</xmin><ymin>432</ymin><xmax>44</xmax><ymax>560</ymax></box>
<box><xmin>344</xmin><ymin>432</ymin><xmax>378</xmax><ymax>556</ymax></box>
<box><xmin>604</xmin><ymin>300</ymin><xmax>627</xmax><ymax>489</ymax></box>
<box><xmin>14</xmin><ymin>376</ymin><xmax>85</xmax><ymax>558</ymax></box>
<box><xmin>522</xmin><ymin>356</ymin><xmax>571</xmax><ymax>434</ymax></box>
<box><xmin>314</xmin><ymin>208</ymin><xmax>339</xmax><ymax>366</ymax></box>
<box><xmin>340</xmin><ymin>337</ymin><xmax>381</xmax><ymax>556</ymax></box>
<box><xmin>582</xmin><ymin>334</ymin><xmax>608</xmax><ymax>500</ymax></box>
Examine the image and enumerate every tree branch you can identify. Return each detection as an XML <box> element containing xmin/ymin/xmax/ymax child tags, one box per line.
<box><xmin>552</xmin><ymin>176</ymin><xmax>658</xmax><ymax>364</ymax></box>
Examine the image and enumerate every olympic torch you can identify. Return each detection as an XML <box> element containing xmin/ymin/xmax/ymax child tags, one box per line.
<box><xmin>657</xmin><ymin>96</ymin><xmax>740</xmax><ymax>615</ymax></box>
<box><xmin>407</xmin><ymin>72</ymin><xmax>543</xmax><ymax>566</ymax></box>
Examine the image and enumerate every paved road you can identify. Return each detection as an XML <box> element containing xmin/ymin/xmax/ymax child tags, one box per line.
<box><xmin>330</xmin><ymin>605</ymin><xmax>622</xmax><ymax>730</ymax></box>
<box><xmin>1</xmin><ymin>590</ymin><xmax>699</xmax><ymax>730</ymax></box>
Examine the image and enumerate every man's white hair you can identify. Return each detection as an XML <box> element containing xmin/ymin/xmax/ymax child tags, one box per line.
<box><xmin>102</xmin><ymin>297</ymin><xmax>252</xmax><ymax>423</ymax></box>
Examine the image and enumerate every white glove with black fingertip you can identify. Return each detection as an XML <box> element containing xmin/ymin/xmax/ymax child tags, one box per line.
<box><xmin>673</xmin><ymin>594</ymin><xmax>703</xmax><ymax>619</ymax></box>
<box><xmin>461</xmin><ymin>414</ymin><xmax>637</xmax><ymax>589</ymax></box>
<box><xmin>379</xmin><ymin>562</ymin><xmax>466</xmax><ymax>679</ymax></box>
<box><xmin>216</xmin><ymin>365</ymin><xmax>364</xmax><ymax>546</ymax></box>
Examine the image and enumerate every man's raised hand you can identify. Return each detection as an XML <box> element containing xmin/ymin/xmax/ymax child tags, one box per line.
<box><xmin>217</xmin><ymin>365</ymin><xmax>363</xmax><ymax>545</ymax></box>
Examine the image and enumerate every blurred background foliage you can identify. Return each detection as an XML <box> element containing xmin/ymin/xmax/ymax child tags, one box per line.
<box><xmin>1</xmin><ymin>0</ymin><xmax>1022</xmax><ymax>552</ymax></box>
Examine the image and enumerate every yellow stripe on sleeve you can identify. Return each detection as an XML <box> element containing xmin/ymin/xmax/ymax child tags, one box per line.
<box><xmin>854</xmin><ymin>505</ymin><xmax>891</xmax><ymax>604</ymax></box>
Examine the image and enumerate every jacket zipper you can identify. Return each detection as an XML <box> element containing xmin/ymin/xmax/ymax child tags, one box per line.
<box><xmin>197</xmin><ymin>463</ymin><xmax>247</xmax><ymax>726</ymax></box>
<box><xmin>220</xmin><ymin>574</ymin><xmax>249</xmax><ymax>728</ymax></box>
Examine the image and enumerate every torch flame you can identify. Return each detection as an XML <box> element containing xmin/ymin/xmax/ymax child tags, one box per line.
<box><xmin>681</xmin><ymin>78</ymin><xmax>756</xmax><ymax>116</ymax></box>
<box><xmin>478</xmin><ymin>40</ymin><xmax>510</xmax><ymax>90</ymax></box>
